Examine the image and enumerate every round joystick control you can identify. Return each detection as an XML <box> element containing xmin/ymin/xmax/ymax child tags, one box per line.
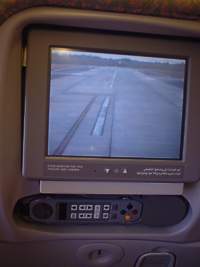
<box><xmin>31</xmin><ymin>202</ymin><xmax>54</xmax><ymax>220</ymax></box>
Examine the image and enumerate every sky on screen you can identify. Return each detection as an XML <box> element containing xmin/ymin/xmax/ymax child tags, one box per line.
<box><xmin>52</xmin><ymin>47</ymin><xmax>185</xmax><ymax>65</ymax></box>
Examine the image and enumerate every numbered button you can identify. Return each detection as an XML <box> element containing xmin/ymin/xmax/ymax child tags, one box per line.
<box><xmin>86</xmin><ymin>205</ymin><xmax>93</xmax><ymax>211</ymax></box>
<box><xmin>79</xmin><ymin>205</ymin><xmax>86</xmax><ymax>211</ymax></box>
<box><xmin>79</xmin><ymin>213</ymin><xmax>85</xmax><ymax>219</ymax></box>
<box><xmin>71</xmin><ymin>205</ymin><xmax>77</xmax><ymax>211</ymax></box>
<box><xmin>86</xmin><ymin>213</ymin><xmax>93</xmax><ymax>219</ymax></box>
<box><xmin>103</xmin><ymin>205</ymin><xmax>110</xmax><ymax>211</ymax></box>
<box><xmin>103</xmin><ymin>213</ymin><xmax>109</xmax><ymax>220</ymax></box>
<box><xmin>70</xmin><ymin>213</ymin><xmax>77</xmax><ymax>219</ymax></box>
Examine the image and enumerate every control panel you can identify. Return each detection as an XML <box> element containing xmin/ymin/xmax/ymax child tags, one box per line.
<box><xmin>15</xmin><ymin>194</ymin><xmax>188</xmax><ymax>227</ymax></box>
<box><xmin>19</xmin><ymin>196</ymin><xmax>142</xmax><ymax>225</ymax></box>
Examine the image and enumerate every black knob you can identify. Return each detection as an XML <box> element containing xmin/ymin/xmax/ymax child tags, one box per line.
<box><xmin>31</xmin><ymin>202</ymin><xmax>53</xmax><ymax>220</ymax></box>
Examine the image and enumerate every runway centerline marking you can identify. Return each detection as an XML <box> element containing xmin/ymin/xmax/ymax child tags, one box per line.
<box><xmin>110</xmin><ymin>69</ymin><xmax>118</xmax><ymax>88</ymax></box>
<box><xmin>92</xmin><ymin>96</ymin><xmax>110</xmax><ymax>136</ymax></box>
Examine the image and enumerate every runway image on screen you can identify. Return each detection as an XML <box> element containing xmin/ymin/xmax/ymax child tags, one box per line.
<box><xmin>48</xmin><ymin>48</ymin><xmax>186</xmax><ymax>159</ymax></box>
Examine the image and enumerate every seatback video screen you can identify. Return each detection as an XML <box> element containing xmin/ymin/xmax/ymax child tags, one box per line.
<box><xmin>47</xmin><ymin>47</ymin><xmax>186</xmax><ymax>159</ymax></box>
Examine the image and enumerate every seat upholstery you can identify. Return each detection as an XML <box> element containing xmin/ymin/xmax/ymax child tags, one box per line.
<box><xmin>0</xmin><ymin>0</ymin><xmax>200</xmax><ymax>25</ymax></box>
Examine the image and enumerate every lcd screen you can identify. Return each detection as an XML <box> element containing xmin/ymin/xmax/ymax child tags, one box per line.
<box><xmin>47</xmin><ymin>47</ymin><xmax>186</xmax><ymax>159</ymax></box>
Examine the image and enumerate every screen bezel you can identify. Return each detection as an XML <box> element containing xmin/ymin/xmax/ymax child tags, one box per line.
<box><xmin>23</xmin><ymin>28</ymin><xmax>200</xmax><ymax>182</ymax></box>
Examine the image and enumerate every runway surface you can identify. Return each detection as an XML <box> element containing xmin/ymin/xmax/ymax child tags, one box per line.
<box><xmin>48</xmin><ymin>65</ymin><xmax>184</xmax><ymax>159</ymax></box>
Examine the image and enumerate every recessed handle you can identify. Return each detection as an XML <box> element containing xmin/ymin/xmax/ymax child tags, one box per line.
<box><xmin>77</xmin><ymin>243</ymin><xmax>124</xmax><ymax>267</ymax></box>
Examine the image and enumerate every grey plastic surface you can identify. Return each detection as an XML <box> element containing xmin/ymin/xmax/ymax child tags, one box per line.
<box><xmin>40</xmin><ymin>180</ymin><xmax>184</xmax><ymax>195</ymax></box>
<box><xmin>0</xmin><ymin>240</ymin><xmax>200</xmax><ymax>267</ymax></box>
<box><xmin>77</xmin><ymin>243</ymin><xmax>124</xmax><ymax>267</ymax></box>
<box><xmin>0</xmin><ymin>6</ymin><xmax>200</xmax><ymax>267</ymax></box>
<box><xmin>23</xmin><ymin>27</ymin><xmax>200</xmax><ymax>183</ymax></box>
